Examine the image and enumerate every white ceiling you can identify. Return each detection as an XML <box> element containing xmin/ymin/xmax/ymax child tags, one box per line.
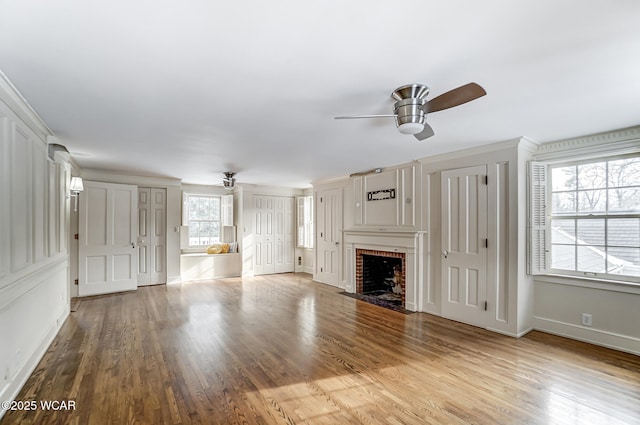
<box><xmin>1</xmin><ymin>1</ymin><xmax>639</xmax><ymax>188</ymax></box>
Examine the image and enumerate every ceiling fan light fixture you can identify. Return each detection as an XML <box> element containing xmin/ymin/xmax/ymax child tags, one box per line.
<box><xmin>397</xmin><ymin>122</ymin><xmax>425</xmax><ymax>135</ymax></box>
<box><xmin>222</xmin><ymin>172</ymin><xmax>235</xmax><ymax>190</ymax></box>
<box><xmin>394</xmin><ymin>97</ymin><xmax>426</xmax><ymax>135</ymax></box>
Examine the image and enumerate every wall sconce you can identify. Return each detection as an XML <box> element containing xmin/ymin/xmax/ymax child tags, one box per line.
<box><xmin>69</xmin><ymin>176</ymin><xmax>84</xmax><ymax>211</ymax></box>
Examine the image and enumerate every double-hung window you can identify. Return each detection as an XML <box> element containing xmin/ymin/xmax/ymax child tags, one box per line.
<box><xmin>530</xmin><ymin>154</ymin><xmax>640</xmax><ymax>283</ymax></box>
<box><xmin>297</xmin><ymin>196</ymin><xmax>314</xmax><ymax>249</ymax></box>
<box><xmin>183</xmin><ymin>194</ymin><xmax>221</xmax><ymax>247</ymax></box>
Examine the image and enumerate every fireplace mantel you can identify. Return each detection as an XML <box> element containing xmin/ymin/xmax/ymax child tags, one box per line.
<box><xmin>343</xmin><ymin>230</ymin><xmax>428</xmax><ymax>312</ymax></box>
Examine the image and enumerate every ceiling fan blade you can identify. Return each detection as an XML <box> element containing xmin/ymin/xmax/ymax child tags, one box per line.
<box><xmin>334</xmin><ymin>114</ymin><xmax>396</xmax><ymax>119</ymax></box>
<box><xmin>424</xmin><ymin>83</ymin><xmax>486</xmax><ymax>113</ymax></box>
<box><xmin>414</xmin><ymin>123</ymin><xmax>434</xmax><ymax>141</ymax></box>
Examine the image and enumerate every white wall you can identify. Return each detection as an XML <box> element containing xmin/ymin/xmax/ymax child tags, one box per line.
<box><xmin>0</xmin><ymin>73</ymin><xmax>71</xmax><ymax>417</ymax></box>
<box><xmin>534</xmin><ymin>278</ymin><xmax>640</xmax><ymax>355</ymax></box>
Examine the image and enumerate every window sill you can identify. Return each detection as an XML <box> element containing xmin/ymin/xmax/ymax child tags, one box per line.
<box><xmin>181</xmin><ymin>248</ymin><xmax>208</xmax><ymax>254</ymax></box>
<box><xmin>180</xmin><ymin>252</ymin><xmax>240</xmax><ymax>257</ymax></box>
<box><xmin>534</xmin><ymin>273</ymin><xmax>640</xmax><ymax>295</ymax></box>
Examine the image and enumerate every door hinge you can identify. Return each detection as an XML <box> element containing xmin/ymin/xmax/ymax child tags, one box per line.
<box><xmin>74</xmin><ymin>233</ymin><xmax>79</xmax><ymax>240</ymax></box>
<box><xmin>484</xmin><ymin>238</ymin><xmax>488</xmax><ymax>248</ymax></box>
<box><xmin>74</xmin><ymin>279</ymin><xmax>79</xmax><ymax>285</ymax></box>
<box><xmin>483</xmin><ymin>301</ymin><xmax>488</xmax><ymax>311</ymax></box>
<box><xmin>484</xmin><ymin>175</ymin><xmax>488</xmax><ymax>185</ymax></box>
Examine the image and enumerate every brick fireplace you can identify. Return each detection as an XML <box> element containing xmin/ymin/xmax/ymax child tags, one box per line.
<box><xmin>355</xmin><ymin>249</ymin><xmax>406</xmax><ymax>308</ymax></box>
<box><xmin>344</xmin><ymin>230</ymin><xmax>427</xmax><ymax>312</ymax></box>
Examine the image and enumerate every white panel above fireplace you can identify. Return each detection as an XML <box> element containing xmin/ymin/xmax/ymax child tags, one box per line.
<box><xmin>352</xmin><ymin>163</ymin><xmax>419</xmax><ymax>229</ymax></box>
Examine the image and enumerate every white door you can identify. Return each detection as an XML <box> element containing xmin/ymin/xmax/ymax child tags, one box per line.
<box><xmin>79</xmin><ymin>181</ymin><xmax>138</xmax><ymax>296</ymax></box>
<box><xmin>316</xmin><ymin>188</ymin><xmax>342</xmax><ymax>286</ymax></box>
<box><xmin>274</xmin><ymin>196</ymin><xmax>295</xmax><ymax>273</ymax></box>
<box><xmin>441</xmin><ymin>165</ymin><xmax>488</xmax><ymax>326</ymax></box>
<box><xmin>254</xmin><ymin>195</ymin><xmax>275</xmax><ymax>275</ymax></box>
<box><xmin>137</xmin><ymin>187</ymin><xmax>167</xmax><ymax>286</ymax></box>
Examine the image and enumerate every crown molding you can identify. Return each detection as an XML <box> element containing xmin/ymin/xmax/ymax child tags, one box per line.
<box><xmin>417</xmin><ymin>137</ymin><xmax>528</xmax><ymax>165</ymax></box>
<box><xmin>535</xmin><ymin>125</ymin><xmax>640</xmax><ymax>161</ymax></box>
<box><xmin>81</xmin><ymin>169</ymin><xmax>183</xmax><ymax>187</ymax></box>
<box><xmin>0</xmin><ymin>70</ymin><xmax>53</xmax><ymax>142</ymax></box>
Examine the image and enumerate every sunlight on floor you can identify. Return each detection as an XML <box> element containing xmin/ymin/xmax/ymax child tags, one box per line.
<box><xmin>245</xmin><ymin>360</ymin><xmax>639</xmax><ymax>424</ymax></box>
<box><xmin>545</xmin><ymin>384</ymin><xmax>634</xmax><ymax>425</ymax></box>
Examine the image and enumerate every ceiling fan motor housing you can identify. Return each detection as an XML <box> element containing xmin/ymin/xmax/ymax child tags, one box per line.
<box><xmin>391</xmin><ymin>84</ymin><xmax>430</xmax><ymax>101</ymax></box>
<box><xmin>392</xmin><ymin>84</ymin><xmax>429</xmax><ymax>134</ymax></box>
<box><xmin>394</xmin><ymin>98</ymin><xmax>426</xmax><ymax>133</ymax></box>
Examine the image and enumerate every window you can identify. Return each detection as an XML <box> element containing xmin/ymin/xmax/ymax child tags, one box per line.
<box><xmin>531</xmin><ymin>154</ymin><xmax>640</xmax><ymax>283</ymax></box>
<box><xmin>184</xmin><ymin>194</ymin><xmax>221</xmax><ymax>247</ymax></box>
<box><xmin>297</xmin><ymin>196</ymin><xmax>313</xmax><ymax>249</ymax></box>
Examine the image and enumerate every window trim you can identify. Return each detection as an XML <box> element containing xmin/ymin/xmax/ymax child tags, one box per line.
<box><xmin>182</xmin><ymin>192</ymin><xmax>223</xmax><ymax>248</ymax></box>
<box><xmin>529</xmin><ymin>152</ymin><xmax>640</xmax><ymax>285</ymax></box>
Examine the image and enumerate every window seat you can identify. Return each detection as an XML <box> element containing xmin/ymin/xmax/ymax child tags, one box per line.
<box><xmin>180</xmin><ymin>252</ymin><xmax>241</xmax><ymax>281</ymax></box>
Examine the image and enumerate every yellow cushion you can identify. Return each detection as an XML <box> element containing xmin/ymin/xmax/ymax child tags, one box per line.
<box><xmin>206</xmin><ymin>244</ymin><xmax>223</xmax><ymax>254</ymax></box>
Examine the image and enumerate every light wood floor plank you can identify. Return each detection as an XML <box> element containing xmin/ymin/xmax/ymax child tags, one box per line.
<box><xmin>2</xmin><ymin>273</ymin><xmax>639</xmax><ymax>424</ymax></box>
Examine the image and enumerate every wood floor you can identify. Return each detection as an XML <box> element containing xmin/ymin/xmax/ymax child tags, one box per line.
<box><xmin>2</xmin><ymin>273</ymin><xmax>639</xmax><ymax>425</ymax></box>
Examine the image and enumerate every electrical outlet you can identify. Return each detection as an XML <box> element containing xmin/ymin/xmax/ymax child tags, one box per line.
<box><xmin>582</xmin><ymin>313</ymin><xmax>593</xmax><ymax>327</ymax></box>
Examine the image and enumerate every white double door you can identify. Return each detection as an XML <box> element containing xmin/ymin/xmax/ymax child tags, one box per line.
<box><xmin>137</xmin><ymin>187</ymin><xmax>167</xmax><ymax>286</ymax></box>
<box><xmin>254</xmin><ymin>195</ymin><xmax>294</xmax><ymax>275</ymax></box>
<box><xmin>441</xmin><ymin>165</ymin><xmax>488</xmax><ymax>327</ymax></box>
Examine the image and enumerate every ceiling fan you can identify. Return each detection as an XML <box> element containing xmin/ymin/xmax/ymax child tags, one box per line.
<box><xmin>335</xmin><ymin>82</ymin><xmax>486</xmax><ymax>140</ymax></box>
<box><xmin>222</xmin><ymin>172</ymin><xmax>236</xmax><ymax>190</ymax></box>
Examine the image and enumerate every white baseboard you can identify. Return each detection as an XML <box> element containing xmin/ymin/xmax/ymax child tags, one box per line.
<box><xmin>533</xmin><ymin>317</ymin><xmax>640</xmax><ymax>356</ymax></box>
<box><xmin>486</xmin><ymin>326</ymin><xmax>532</xmax><ymax>339</ymax></box>
<box><xmin>0</xmin><ymin>308</ymin><xmax>69</xmax><ymax>420</ymax></box>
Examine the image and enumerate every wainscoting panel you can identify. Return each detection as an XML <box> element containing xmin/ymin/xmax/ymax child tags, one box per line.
<box><xmin>10</xmin><ymin>123</ymin><xmax>32</xmax><ymax>273</ymax></box>
<box><xmin>495</xmin><ymin>161</ymin><xmax>509</xmax><ymax>323</ymax></box>
<box><xmin>0</xmin><ymin>73</ymin><xmax>71</xmax><ymax>419</ymax></box>
<box><xmin>0</xmin><ymin>114</ymin><xmax>8</xmax><ymax>281</ymax></box>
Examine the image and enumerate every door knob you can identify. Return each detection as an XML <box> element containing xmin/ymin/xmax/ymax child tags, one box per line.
<box><xmin>442</xmin><ymin>250</ymin><xmax>448</xmax><ymax>258</ymax></box>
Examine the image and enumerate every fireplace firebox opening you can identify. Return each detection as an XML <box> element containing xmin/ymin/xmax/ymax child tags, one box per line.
<box><xmin>355</xmin><ymin>249</ymin><xmax>406</xmax><ymax>308</ymax></box>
